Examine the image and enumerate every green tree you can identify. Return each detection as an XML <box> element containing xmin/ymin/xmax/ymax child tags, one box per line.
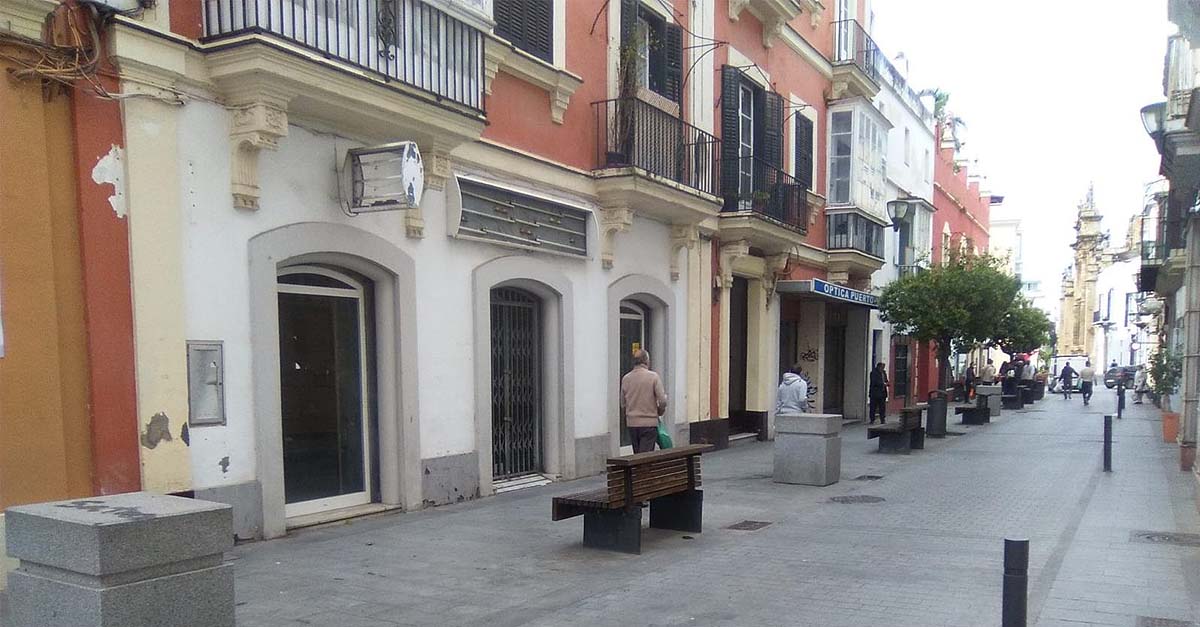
<box><xmin>879</xmin><ymin>252</ymin><xmax>1020</xmax><ymax>388</ymax></box>
<box><xmin>990</xmin><ymin>299</ymin><xmax>1053</xmax><ymax>357</ymax></box>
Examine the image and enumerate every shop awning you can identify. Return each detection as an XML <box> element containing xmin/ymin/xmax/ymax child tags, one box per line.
<box><xmin>776</xmin><ymin>279</ymin><xmax>879</xmax><ymax>309</ymax></box>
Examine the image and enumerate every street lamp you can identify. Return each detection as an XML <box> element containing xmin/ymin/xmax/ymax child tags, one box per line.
<box><xmin>886</xmin><ymin>198</ymin><xmax>912</xmax><ymax>231</ymax></box>
<box><xmin>1141</xmin><ymin>101</ymin><xmax>1167</xmax><ymax>151</ymax></box>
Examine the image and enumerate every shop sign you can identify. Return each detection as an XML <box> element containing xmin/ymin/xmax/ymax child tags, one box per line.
<box><xmin>811</xmin><ymin>279</ymin><xmax>879</xmax><ymax>308</ymax></box>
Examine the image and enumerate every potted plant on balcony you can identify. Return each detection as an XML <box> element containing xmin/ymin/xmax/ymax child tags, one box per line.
<box><xmin>1150</xmin><ymin>348</ymin><xmax>1182</xmax><ymax>442</ymax></box>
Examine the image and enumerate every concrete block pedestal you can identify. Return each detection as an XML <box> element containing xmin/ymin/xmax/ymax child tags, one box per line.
<box><xmin>976</xmin><ymin>384</ymin><xmax>1003</xmax><ymax>417</ymax></box>
<box><xmin>4</xmin><ymin>492</ymin><xmax>234</xmax><ymax>627</ymax></box>
<box><xmin>774</xmin><ymin>414</ymin><xmax>842</xmax><ymax>486</ymax></box>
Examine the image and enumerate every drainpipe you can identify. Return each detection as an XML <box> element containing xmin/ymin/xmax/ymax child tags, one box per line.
<box><xmin>1181</xmin><ymin>213</ymin><xmax>1200</xmax><ymax>471</ymax></box>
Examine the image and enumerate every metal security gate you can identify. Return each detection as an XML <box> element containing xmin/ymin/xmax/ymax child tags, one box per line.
<box><xmin>490</xmin><ymin>288</ymin><xmax>543</xmax><ymax>479</ymax></box>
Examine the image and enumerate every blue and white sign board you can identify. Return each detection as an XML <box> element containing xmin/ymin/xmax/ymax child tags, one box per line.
<box><xmin>776</xmin><ymin>279</ymin><xmax>879</xmax><ymax>308</ymax></box>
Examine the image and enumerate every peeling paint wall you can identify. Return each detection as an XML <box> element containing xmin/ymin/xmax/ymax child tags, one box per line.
<box><xmin>123</xmin><ymin>90</ymin><xmax>193</xmax><ymax>493</ymax></box>
<box><xmin>90</xmin><ymin>144</ymin><xmax>127</xmax><ymax>218</ymax></box>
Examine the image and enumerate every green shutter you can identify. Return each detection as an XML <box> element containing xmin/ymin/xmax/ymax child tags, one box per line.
<box><xmin>664</xmin><ymin>23</ymin><xmax>683</xmax><ymax>104</ymax></box>
<box><xmin>720</xmin><ymin>65</ymin><xmax>742</xmax><ymax>208</ymax></box>
<box><xmin>795</xmin><ymin>115</ymin><xmax>814</xmax><ymax>191</ymax></box>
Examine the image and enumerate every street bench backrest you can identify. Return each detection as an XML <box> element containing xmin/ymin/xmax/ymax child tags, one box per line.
<box><xmin>605</xmin><ymin>444</ymin><xmax>712</xmax><ymax>509</ymax></box>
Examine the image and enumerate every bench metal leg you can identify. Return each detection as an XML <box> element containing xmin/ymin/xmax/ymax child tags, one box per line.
<box><xmin>583</xmin><ymin>507</ymin><xmax>642</xmax><ymax>554</ymax></box>
<box><xmin>649</xmin><ymin>489</ymin><xmax>703</xmax><ymax>533</ymax></box>
<box><xmin>877</xmin><ymin>431</ymin><xmax>911</xmax><ymax>455</ymax></box>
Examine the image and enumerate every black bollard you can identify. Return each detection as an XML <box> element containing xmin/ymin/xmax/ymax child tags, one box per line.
<box><xmin>1117</xmin><ymin>379</ymin><xmax>1125</xmax><ymax>419</ymax></box>
<box><xmin>1103</xmin><ymin>415</ymin><xmax>1113</xmax><ymax>472</ymax></box>
<box><xmin>1002</xmin><ymin>538</ymin><xmax>1029</xmax><ymax>627</ymax></box>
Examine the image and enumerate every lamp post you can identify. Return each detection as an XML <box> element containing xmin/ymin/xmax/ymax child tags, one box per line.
<box><xmin>1141</xmin><ymin>101</ymin><xmax>1167</xmax><ymax>152</ymax></box>
<box><xmin>886</xmin><ymin>198</ymin><xmax>912</xmax><ymax>232</ymax></box>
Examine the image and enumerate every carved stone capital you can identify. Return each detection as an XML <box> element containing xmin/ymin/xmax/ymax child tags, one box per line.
<box><xmin>599</xmin><ymin>208</ymin><xmax>634</xmax><ymax>269</ymax></box>
<box><xmin>229</xmin><ymin>103</ymin><xmax>289</xmax><ymax>210</ymax></box>
<box><xmin>762</xmin><ymin>253</ymin><xmax>792</xmax><ymax>307</ymax></box>
<box><xmin>669</xmin><ymin>224</ymin><xmax>700</xmax><ymax>281</ymax></box>
<box><xmin>762</xmin><ymin>18</ymin><xmax>784</xmax><ymax>48</ymax></box>
<box><xmin>717</xmin><ymin>240</ymin><xmax>751</xmax><ymax>288</ymax></box>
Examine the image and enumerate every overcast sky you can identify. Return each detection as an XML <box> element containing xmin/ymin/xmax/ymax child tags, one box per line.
<box><xmin>869</xmin><ymin>1</ymin><xmax>1173</xmax><ymax>320</ymax></box>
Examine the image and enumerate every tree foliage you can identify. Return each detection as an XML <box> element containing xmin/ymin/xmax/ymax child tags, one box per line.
<box><xmin>991</xmin><ymin>298</ymin><xmax>1053</xmax><ymax>356</ymax></box>
<box><xmin>879</xmin><ymin>251</ymin><xmax>1020</xmax><ymax>386</ymax></box>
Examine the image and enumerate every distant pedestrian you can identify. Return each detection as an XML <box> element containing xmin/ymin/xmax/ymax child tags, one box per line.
<box><xmin>980</xmin><ymin>359</ymin><xmax>997</xmax><ymax>384</ymax></box>
<box><xmin>868</xmin><ymin>362</ymin><xmax>889</xmax><ymax>424</ymax></box>
<box><xmin>620</xmin><ymin>349</ymin><xmax>667</xmax><ymax>453</ymax></box>
<box><xmin>1133</xmin><ymin>365</ymin><xmax>1150</xmax><ymax>404</ymax></box>
<box><xmin>1078</xmin><ymin>360</ymin><xmax>1096</xmax><ymax>405</ymax></box>
<box><xmin>776</xmin><ymin>365</ymin><xmax>810</xmax><ymax>416</ymax></box>
<box><xmin>1060</xmin><ymin>362</ymin><xmax>1076</xmax><ymax>400</ymax></box>
<box><xmin>964</xmin><ymin>364</ymin><xmax>977</xmax><ymax>399</ymax></box>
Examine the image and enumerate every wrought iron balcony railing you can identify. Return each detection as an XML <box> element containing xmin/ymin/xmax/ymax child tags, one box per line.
<box><xmin>593</xmin><ymin>98</ymin><xmax>721</xmax><ymax>198</ymax></box>
<box><xmin>832</xmin><ymin>19</ymin><xmax>880</xmax><ymax>84</ymax></box>
<box><xmin>721</xmin><ymin>155</ymin><xmax>809</xmax><ymax>233</ymax></box>
<box><xmin>203</xmin><ymin>0</ymin><xmax>485</xmax><ymax>112</ymax></box>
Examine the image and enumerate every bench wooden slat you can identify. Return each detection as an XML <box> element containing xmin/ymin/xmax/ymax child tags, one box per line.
<box><xmin>606</xmin><ymin>444</ymin><xmax>713</xmax><ymax>467</ymax></box>
<box><xmin>607</xmin><ymin>475</ymin><xmax>697</xmax><ymax>501</ymax></box>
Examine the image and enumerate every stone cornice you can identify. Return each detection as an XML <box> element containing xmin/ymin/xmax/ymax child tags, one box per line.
<box><xmin>0</xmin><ymin>0</ymin><xmax>58</xmax><ymax>40</ymax></box>
<box><xmin>484</xmin><ymin>32</ymin><xmax>583</xmax><ymax>124</ymax></box>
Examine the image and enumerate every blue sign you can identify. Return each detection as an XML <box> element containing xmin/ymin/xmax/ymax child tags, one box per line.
<box><xmin>811</xmin><ymin>279</ymin><xmax>879</xmax><ymax>308</ymax></box>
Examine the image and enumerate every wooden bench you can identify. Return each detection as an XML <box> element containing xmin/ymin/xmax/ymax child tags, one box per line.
<box><xmin>552</xmin><ymin>444</ymin><xmax>712</xmax><ymax>554</ymax></box>
<box><xmin>866</xmin><ymin>405</ymin><xmax>925</xmax><ymax>454</ymax></box>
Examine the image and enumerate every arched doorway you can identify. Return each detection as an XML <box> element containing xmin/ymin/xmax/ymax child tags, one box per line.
<box><xmin>277</xmin><ymin>265</ymin><xmax>376</xmax><ymax>518</ymax></box>
<box><xmin>490</xmin><ymin>287</ymin><xmax>544</xmax><ymax>479</ymax></box>
<box><xmin>618</xmin><ymin>300</ymin><xmax>651</xmax><ymax>448</ymax></box>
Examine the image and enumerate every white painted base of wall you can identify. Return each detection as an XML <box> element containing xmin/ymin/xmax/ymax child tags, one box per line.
<box><xmin>0</xmin><ymin>513</ymin><xmax>15</xmax><ymax>591</ymax></box>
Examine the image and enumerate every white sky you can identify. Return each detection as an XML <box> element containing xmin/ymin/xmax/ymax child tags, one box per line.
<box><xmin>869</xmin><ymin>1</ymin><xmax>1174</xmax><ymax>321</ymax></box>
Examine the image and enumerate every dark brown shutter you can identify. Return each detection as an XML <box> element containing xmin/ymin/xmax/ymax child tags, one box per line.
<box><xmin>494</xmin><ymin>0</ymin><xmax>553</xmax><ymax>63</ymax></box>
<box><xmin>618</xmin><ymin>0</ymin><xmax>639</xmax><ymax>95</ymax></box>
<box><xmin>664</xmin><ymin>23</ymin><xmax>683</xmax><ymax>104</ymax></box>
<box><xmin>794</xmin><ymin>115</ymin><xmax>814</xmax><ymax>191</ymax></box>
<box><xmin>720</xmin><ymin>65</ymin><xmax>742</xmax><ymax>208</ymax></box>
<box><xmin>763</xmin><ymin>90</ymin><xmax>784</xmax><ymax>170</ymax></box>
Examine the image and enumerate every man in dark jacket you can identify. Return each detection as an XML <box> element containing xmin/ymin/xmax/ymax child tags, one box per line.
<box><xmin>1059</xmin><ymin>362</ymin><xmax>1076</xmax><ymax>400</ymax></box>
<box><xmin>868</xmin><ymin>363</ymin><xmax>889</xmax><ymax>424</ymax></box>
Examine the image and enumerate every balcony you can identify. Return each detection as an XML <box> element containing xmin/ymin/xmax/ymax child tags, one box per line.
<box><xmin>718</xmin><ymin>156</ymin><xmax>815</xmax><ymax>257</ymax></box>
<box><xmin>831</xmin><ymin>19</ymin><xmax>880</xmax><ymax>100</ymax></box>
<box><xmin>204</xmin><ymin>0</ymin><xmax>484</xmax><ymax>111</ymax></box>
<box><xmin>593</xmin><ymin>98</ymin><xmax>722</xmax><ymax>225</ymax></box>
<box><xmin>826</xmin><ymin>211</ymin><xmax>885</xmax><ymax>283</ymax></box>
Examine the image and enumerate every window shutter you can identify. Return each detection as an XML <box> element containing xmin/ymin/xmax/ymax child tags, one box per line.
<box><xmin>619</xmin><ymin>0</ymin><xmax>639</xmax><ymax>93</ymax></box>
<box><xmin>494</xmin><ymin>0</ymin><xmax>553</xmax><ymax>63</ymax></box>
<box><xmin>794</xmin><ymin>115</ymin><xmax>814</xmax><ymax>191</ymax></box>
<box><xmin>720</xmin><ymin>65</ymin><xmax>742</xmax><ymax>207</ymax></box>
<box><xmin>663</xmin><ymin>23</ymin><xmax>683</xmax><ymax>104</ymax></box>
<box><xmin>763</xmin><ymin>90</ymin><xmax>784</xmax><ymax>170</ymax></box>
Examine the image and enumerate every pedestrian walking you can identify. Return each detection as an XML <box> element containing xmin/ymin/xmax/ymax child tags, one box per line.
<box><xmin>868</xmin><ymin>362</ymin><xmax>889</xmax><ymax>424</ymax></box>
<box><xmin>776</xmin><ymin>365</ymin><xmax>810</xmax><ymax>416</ymax></box>
<box><xmin>1078</xmin><ymin>360</ymin><xmax>1096</xmax><ymax>405</ymax></box>
<box><xmin>1133</xmin><ymin>365</ymin><xmax>1150</xmax><ymax>404</ymax></box>
<box><xmin>980</xmin><ymin>359</ymin><xmax>997</xmax><ymax>384</ymax></box>
<box><xmin>1060</xmin><ymin>362</ymin><xmax>1076</xmax><ymax>400</ymax></box>
<box><xmin>620</xmin><ymin>348</ymin><xmax>667</xmax><ymax>453</ymax></box>
<box><xmin>964</xmin><ymin>364</ymin><xmax>977</xmax><ymax>399</ymax></box>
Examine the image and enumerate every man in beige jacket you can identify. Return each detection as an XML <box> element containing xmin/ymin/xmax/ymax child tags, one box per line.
<box><xmin>621</xmin><ymin>349</ymin><xmax>668</xmax><ymax>453</ymax></box>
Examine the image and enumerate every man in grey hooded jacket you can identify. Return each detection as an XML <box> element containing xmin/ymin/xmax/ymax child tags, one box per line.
<box><xmin>776</xmin><ymin>365</ymin><xmax>810</xmax><ymax>415</ymax></box>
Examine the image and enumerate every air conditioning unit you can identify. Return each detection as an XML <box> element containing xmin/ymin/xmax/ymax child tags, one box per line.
<box><xmin>340</xmin><ymin>142</ymin><xmax>424</xmax><ymax>215</ymax></box>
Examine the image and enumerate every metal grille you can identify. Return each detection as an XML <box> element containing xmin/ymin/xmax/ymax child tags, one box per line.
<box><xmin>1130</xmin><ymin>531</ymin><xmax>1200</xmax><ymax>547</ymax></box>
<box><xmin>491</xmin><ymin>288</ymin><xmax>542</xmax><ymax>479</ymax></box>
<box><xmin>829</xmin><ymin>495</ymin><xmax>885</xmax><ymax>504</ymax></box>
<box><xmin>726</xmin><ymin>520</ymin><xmax>772</xmax><ymax>531</ymax></box>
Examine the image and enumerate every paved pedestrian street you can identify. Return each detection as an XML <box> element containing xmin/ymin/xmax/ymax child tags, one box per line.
<box><xmin>183</xmin><ymin>397</ymin><xmax>1200</xmax><ymax>626</ymax></box>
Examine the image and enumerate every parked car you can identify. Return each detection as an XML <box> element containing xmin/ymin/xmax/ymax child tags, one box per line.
<box><xmin>1104</xmin><ymin>366</ymin><xmax>1138</xmax><ymax>389</ymax></box>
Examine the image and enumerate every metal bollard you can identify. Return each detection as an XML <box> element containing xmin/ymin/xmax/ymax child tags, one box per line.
<box><xmin>1117</xmin><ymin>379</ymin><xmax>1125</xmax><ymax>419</ymax></box>
<box><xmin>1103</xmin><ymin>415</ymin><xmax>1113</xmax><ymax>472</ymax></box>
<box><xmin>1002</xmin><ymin>538</ymin><xmax>1029</xmax><ymax>627</ymax></box>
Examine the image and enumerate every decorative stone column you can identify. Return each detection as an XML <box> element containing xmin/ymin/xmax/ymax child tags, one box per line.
<box><xmin>773</xmin><ymin>413</ymin><xmax>842</xmax><ymax>486</ymax></box>
<box><xmin>5</xmin><ymin>493</ymin><xmax>234</xmax><ymax>627</ymax></box>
